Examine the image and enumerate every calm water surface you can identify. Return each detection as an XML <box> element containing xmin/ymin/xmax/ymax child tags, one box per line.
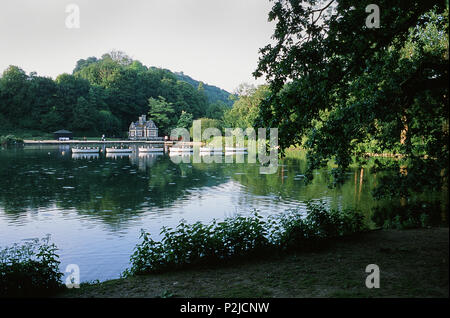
<box><xmin>1</xmin><ymin>145</ymin><xmax>385</xmax><ymax>282</ymax></box>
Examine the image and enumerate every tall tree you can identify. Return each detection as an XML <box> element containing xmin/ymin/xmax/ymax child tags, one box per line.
<box><xmin>0</xmin><ymin>66</ymin><xmax>32</xmax><ymax>127</ymax></box>
<box><xmin>72</xmin><ymin>96</ymin><xmax>97</xmax><ymax>133</ymax></box>
<box><xmin>254</xmin><ymin>0</ymin><xmax>448</xmax><ymax>198</ymax></box>
<box><xmin>223</xmin><ymin>84</ymin><xmax>270</xmax><ymax>128</ymax></box>
<box><xmin>177</xmin><ymin>110</ymin><xmax>193</xmax><ymax>129</ymax></box>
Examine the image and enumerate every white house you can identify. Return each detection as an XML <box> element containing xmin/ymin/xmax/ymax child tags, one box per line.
<box><xmin>128</xmin><ymin>115</ymin><xmax>159</xmax><ymax>140</ymax></box>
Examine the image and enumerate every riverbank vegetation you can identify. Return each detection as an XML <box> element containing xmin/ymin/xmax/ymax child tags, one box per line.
<box><xmin>0</xmin><ymin>191</ymin><xmax>446</xmax><ymax>297</ymax></box>
<box><xmin>0</xmin><ymin>135</ymin><xmax>23</xmax><ymax>146</ymax></box>
<box><xmin>123</xmin><ymin>201</ymin><xmax>366</xmax><ymax>276</ymax></box>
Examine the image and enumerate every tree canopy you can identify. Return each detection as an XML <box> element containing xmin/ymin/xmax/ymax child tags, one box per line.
<box><xmin>223</xmin><ymin>84</ymin><xmax>271</xmax><ymax>128</ymax></box>
<box><xmin>0</xmin><ymin>51</ymin><xmax>233</xmax><ymax>137</ymax></box>
<box><xmin>147</xmin><ymin>96</ymin><xmax>175</xmax><ymax>136</ymax></box>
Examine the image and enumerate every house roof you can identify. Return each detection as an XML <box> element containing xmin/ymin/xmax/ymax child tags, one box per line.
<box><xmin>129</xmin><ymin>118</ymin><xmax>158</xmax><ymax>129</ymax></box>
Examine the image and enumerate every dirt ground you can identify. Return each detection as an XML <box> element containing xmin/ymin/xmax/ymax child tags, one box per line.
<box><xmin>59</xmin><ymin>227</ymin><xmax>449</xmax><ymax>298</ymax></box>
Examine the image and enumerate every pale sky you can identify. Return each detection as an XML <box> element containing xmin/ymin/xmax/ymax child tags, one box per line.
<box><xmin>0</xmin><ymin>0</ymin><xmax>275</xmax><ymax>93</ymax></box>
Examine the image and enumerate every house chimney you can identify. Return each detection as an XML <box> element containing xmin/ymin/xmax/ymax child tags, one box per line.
<box><xmin>142</xmin><ymin>115</ymin><xmax>146</xmax><ymax>122</ymax></box>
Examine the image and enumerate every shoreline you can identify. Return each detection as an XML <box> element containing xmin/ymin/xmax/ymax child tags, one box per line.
<box><xmin>59</xmin><ymin>227</ymin><xmax>449</xmax><ymax>298</ymax></box>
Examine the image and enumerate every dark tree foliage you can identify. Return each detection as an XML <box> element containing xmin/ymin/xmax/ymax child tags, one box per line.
<box><xmin>0</xmin><ymin>51</ymin><xmax>231</xmax><ymax>137</ymax></box>
<box><xmin>175</xmin><ymin>72</ymin><xmax>235</xmax><ymax>107</ymax></box>
<box><xmin>72</xmin><ymin>52</ymin><xmax>210</xmax><ymax>133</ymax></box>
<box><xmin>254</xmin><ymin>0</ymin><xmax>448</xmax><ymax>198</ymax></box>
<box><xmin>0</xmin><ymin>236</ymin><xmax>63</xmax><ymax>297</ymax></box>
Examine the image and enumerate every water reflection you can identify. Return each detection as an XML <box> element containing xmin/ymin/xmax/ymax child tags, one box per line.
<box><xmin>5</xmin><ymin>145</ymin><xmax>434</xmax><ymax>282</ymax></box>
<box><xmin>0</xmin><ymin>147</ymin><xmax>232</xmax><ymax>228</ymax></box>
<box><xmin>72</xmin><ymin>153</ymin><xmax>100</xmax><ymax>160</ymax></box>
<box><xmin>134</xmin><ymin>153</ymin><xmax>164</xmax><ymax>172</ymax></box>
<box><xmin>0</xmin><ymin>146</ymin><xmax>391</xmax><ymax>227</ymax></box>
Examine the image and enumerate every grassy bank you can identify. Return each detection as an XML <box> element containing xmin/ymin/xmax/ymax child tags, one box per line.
<box><xmin>0</xmin><ymin>135</ymin><xmax>24</xmax><ymax>146</ymax></box>
<box><xmin>59</xmin><ymin>227</ymin><xmax>448</xmax><ymax>298</ymax></box>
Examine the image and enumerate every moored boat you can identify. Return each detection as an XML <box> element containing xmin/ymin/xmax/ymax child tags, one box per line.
<box><xmin>225</xmin><ymin>147</ymin><xmax>247</xmax><ymax>152</ymax></box>
<box><xmin>169</xmin><ymin>147</ymin><xmax>193</xmax><ymax>152</ymax></box>
<box><xmin>71</xmin><ymin>147</ymin><xmax>100</xmax><ymax>153</ymax></box>
<box><xmin>105</xmin><ymin>147</ymin><xmax>133</xmax><ymax>153</ymax></box>
<box><xmin>139</xmin><ymin>147</ymin><xmax>164</xmax><ymax>152</ymax></box>
<box><xmin>139</xmin><ymin>152</ymin><xmax>164</xmax><ymax>157</ymax></box>
<box><xmin>169</xmin><ymin>152</ymin><xmax>192</xmax><ymax>156</ymax></box>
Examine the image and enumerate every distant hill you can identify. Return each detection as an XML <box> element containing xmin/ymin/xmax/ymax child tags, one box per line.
<box><xmin>174</xmin><ymin>72</ymin><xmax>234</xmax><ymax>107</ymax></box>
<box><xmin>0</xmin><ymin>51</ymin><xmax>236</xmax><ymax>137</ymax></box>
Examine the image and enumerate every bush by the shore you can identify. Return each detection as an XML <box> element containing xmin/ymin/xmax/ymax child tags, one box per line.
<box><xmin>123</xmin><ymin>201</ymin><xmax>366</xmax><ymax>276</ymax></box>
<box><xmin>0</xmin><ymin>236</ymin><xmax>63</xmax><ymax>297</ymax></box>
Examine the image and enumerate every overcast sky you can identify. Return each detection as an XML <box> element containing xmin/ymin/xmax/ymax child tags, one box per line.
<box><xmin>0</xmin><ymin>0</ymin><xmax>275</xmax><ymax>92</ymax></box>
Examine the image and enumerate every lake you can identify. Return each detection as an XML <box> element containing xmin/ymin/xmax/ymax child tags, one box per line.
<box><xmin>0</xmin><ymin>144</ymin><xmax>393</xmax><ymax>282</ymax></box>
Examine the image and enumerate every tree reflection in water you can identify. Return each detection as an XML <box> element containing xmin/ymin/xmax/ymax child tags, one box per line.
<box><xmin>1</xmin><ymin>145</ymin><xmax>441</xmax><ymax>230</ymax></box>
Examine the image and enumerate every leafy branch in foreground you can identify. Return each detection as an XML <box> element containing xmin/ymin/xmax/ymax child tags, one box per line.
<box><xmin>254</xmin><ymin>1</ymin><xmax>448</xmax><ymax>198</ymax></box>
